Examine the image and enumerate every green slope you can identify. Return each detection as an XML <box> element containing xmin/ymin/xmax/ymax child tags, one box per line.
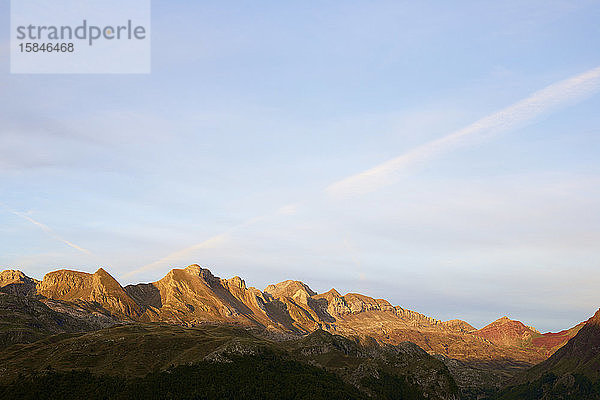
<box><xmin>0</xmin><ymin>323</ymin><xmax>459</xmax><ymax>399</ymax></box>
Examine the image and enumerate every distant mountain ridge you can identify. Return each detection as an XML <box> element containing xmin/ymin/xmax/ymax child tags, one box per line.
<box><xmin>474</xmin><ymin>316</ymin><xmax>540</xmax><ymax>347</ymax></box>
<box><xmin>496</xmin><ymin>308</ymin><xmax>600</xmax><ymax>399</ymax></box>
<box><xmin>0</xmin><ymin>265</ymin><xmax>583</xmax><ymax>369</ymax></box>
<box><xmin>513</xmin><ymin>308</ymin><xmax>600</xmax><ymax>383</ymax></box>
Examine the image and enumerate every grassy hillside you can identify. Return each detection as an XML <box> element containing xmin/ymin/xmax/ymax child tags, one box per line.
<box><xmin>496</xmin><ymin>372</ymin><xmax>600</xmax><ymax>400</ymax></box>
<box><xmin>0</xmin><ymin>323</ymin><xmax>459</xmax><ymax>399</ymax></box>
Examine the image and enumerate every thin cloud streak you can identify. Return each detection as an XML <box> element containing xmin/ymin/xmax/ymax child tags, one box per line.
<box><xmin>123</xmin><ymin>212</ymin><xmax>278</xmax><ymax>278</ymax></box>
<box><xmin>127</xmin><ymin>66</ymin><xmax>600</xmax><ymax>278</ymax></box>
<box><xmin>327</xmin><ymin>66</ymin><xmax>600</xmax><ymax>197</ymax></box>
<box><xmin>0</xmin><ymin>203</ymin><xmax>92</xmax><ymax>255</ymax></box>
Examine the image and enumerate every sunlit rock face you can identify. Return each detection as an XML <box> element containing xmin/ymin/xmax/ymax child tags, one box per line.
<box><xmin>0</xmin><ymin>265</ymin><xmax>583</xmax><ymax>368</ymax></box>
<box><xmin>36</xmin><ymin>268</ymin><xmax>143</xmax><ymax>318</ymax></box>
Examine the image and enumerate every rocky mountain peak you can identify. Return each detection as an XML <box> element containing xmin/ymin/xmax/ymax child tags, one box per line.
<box><xmin>37</xmin><ymin>269</ymin><xmax>94</xmax><ymax>300</ymax></box>
<box><xmin>475</xmin><ymin>316</ymin><xmax>540</xmax><ymax>347</ymax></box>
<box><xmin>0</xmin><ymin>269</ymin><xmax>37</xmax><ymax>286</ymax></box>
<box><xmin>91</xmin><ymin>268</ymin><xmax>128</xmax><ymax>292</ymax></box>
<box><xmin>0</xmin><ymin>269</ymin><xmax>39</xmax><ymax>296</ymax></box>
<box><xmin>37</xmin><ymin>268</ymin><xmax>141</xmax><ymax>318</ymax></box>
<box><xmin>486</xmin><ymin>316</ymin><xmax>524</xmax><ymax>328</ymax></box>
<box><xmin>225</xmin><ymin>276</ymin><xmax>246</xmax><ymax>290</ymax></box>
<box><xmin>443</xmin><ymin>319</ymin><xmax>476</xmax><ymax>332</ymax></box>
<box><xmin>264</xmin><ymin>280</ymin><xmax>316</xmax><ymax>299</ymax></box>
<box><xmin>92</xmin><ymin>268</ymin><xmax>119</xmax><ymax>286</ymax></box>
<box><xmin>184</xmin><ymin>264</ymin><xmax>203</xmax><ymax>275</ymax></box>
<box><xmin>488</xmin><ymin>316</ymin><xmax>540</xmax><ymax>333</ymax></box>
<box><xmin>0</xmin><ymin>269</ymin><xmax>28</xmax><ymax>282</ymax></box>
<box><xmin>587</xmin><ymin>308</ymin><xmax>600</xmax><ymax>326</ymax></box>
<box><xmin>322</xmin><ymin>288</ymin><xmax>342</xmax><ymax>298</ymax></box>
<box><xmin>184</xmin><ymin>264</ymin><xmax>216</xmax><ymax>281</ymax></box>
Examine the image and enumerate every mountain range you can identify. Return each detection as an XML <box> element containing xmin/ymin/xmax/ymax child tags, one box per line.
<box><xmin>0</xmin><ymin>265</ymin><xmax>596</xmax><ymax>399</ymax></box>
<box><xmin>0</xmin><ymin>266</ymin><xmax>581</xmax><ymax>360</ymax></box>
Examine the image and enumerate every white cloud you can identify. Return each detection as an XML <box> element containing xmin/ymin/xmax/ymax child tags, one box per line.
<box><xmin>125</xmin><ymin>66</ymin><xmax>600</xmax><ymax>280</ymax></box>
<box><xmin>326</xmin><ymin>66</ymin><xmax>600</xmax><ymax>197</ymax></box>
<box><xmin>0</xmin><ymin>203</ymin><xmax>92</xmax><ymax>255</ymax></box>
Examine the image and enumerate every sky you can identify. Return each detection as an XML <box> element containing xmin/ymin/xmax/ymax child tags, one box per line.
<box><xmin>1</xmin><ymin>0</ymin><xmax>600</xmax><ymax>332</ymax></box>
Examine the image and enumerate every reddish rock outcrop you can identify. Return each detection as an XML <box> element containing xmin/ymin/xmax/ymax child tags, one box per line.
<box><xmin>474</xmin><ymin>316</ymin><xmax>540</xmax><ymax>347</ymax></box>
<box><xmin>513</xmin><ymin>308</ymin><xmax>600</xmax><ymax>384</ymax></box>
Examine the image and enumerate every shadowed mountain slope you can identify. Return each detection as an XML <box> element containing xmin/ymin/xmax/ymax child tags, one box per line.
<box><xmin>515</xmin><ymin>308</ymin><xmax>600</xmax><ymax>383</ymax></box>
<box><xmin>497</xmin><ymin>309</ymin><xmax>600</xmax><ymax>400</ymax></box>
<box><xmin>0</xmin><ymin>264</ymin><xmax>587</xmax><ymax>398</ymax></box>
<box><xmin>0</xmin><ymin>323</ymin><xmax>460</xmax><ymax>400</ymax></box>
<box><xmin>0</xmin><ymin>292</ymin><xmax>115</xmax><ymax>349</ymax></box>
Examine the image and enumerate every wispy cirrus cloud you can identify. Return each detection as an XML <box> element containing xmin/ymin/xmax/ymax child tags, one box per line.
<box><xmin>122</xmin><ymin>212</ymin><xmax>279</xmax><ymax>278</ymax></box>
<box><xmin>0</xmin><ymin>203</ymin><xmax>92</xmax><ymax>255</ymax></box>
<box><xmin>126</xmin><ymin>66</ymin><xmax>600</xmax><ymax>278</ymax></box>
<box><xmin>326</xmin><ymin>65</ymin><xmax>600</xmax><ymax>197</ymax></box>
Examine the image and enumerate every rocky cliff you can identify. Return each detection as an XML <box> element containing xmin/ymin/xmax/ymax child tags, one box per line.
<box><xmin>0</xmin><ymin>265</ymin><xmax>582</xmax><ymax>371</ymax></box>
<box><xmin>0</xmin><ymin>270</ymin><xmax>38</xmax><ymax>296</ymax></box>
<box><xmin>36</xmin><ymin>268</ymin><xmax>143</xmax><ymax>318</ymax></box>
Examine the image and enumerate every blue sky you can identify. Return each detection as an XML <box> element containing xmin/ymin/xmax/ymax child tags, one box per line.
<box><xmin>1</xmin><ymin>0</ymin><xmax>599</xmax><ymax>332</ymax></box>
